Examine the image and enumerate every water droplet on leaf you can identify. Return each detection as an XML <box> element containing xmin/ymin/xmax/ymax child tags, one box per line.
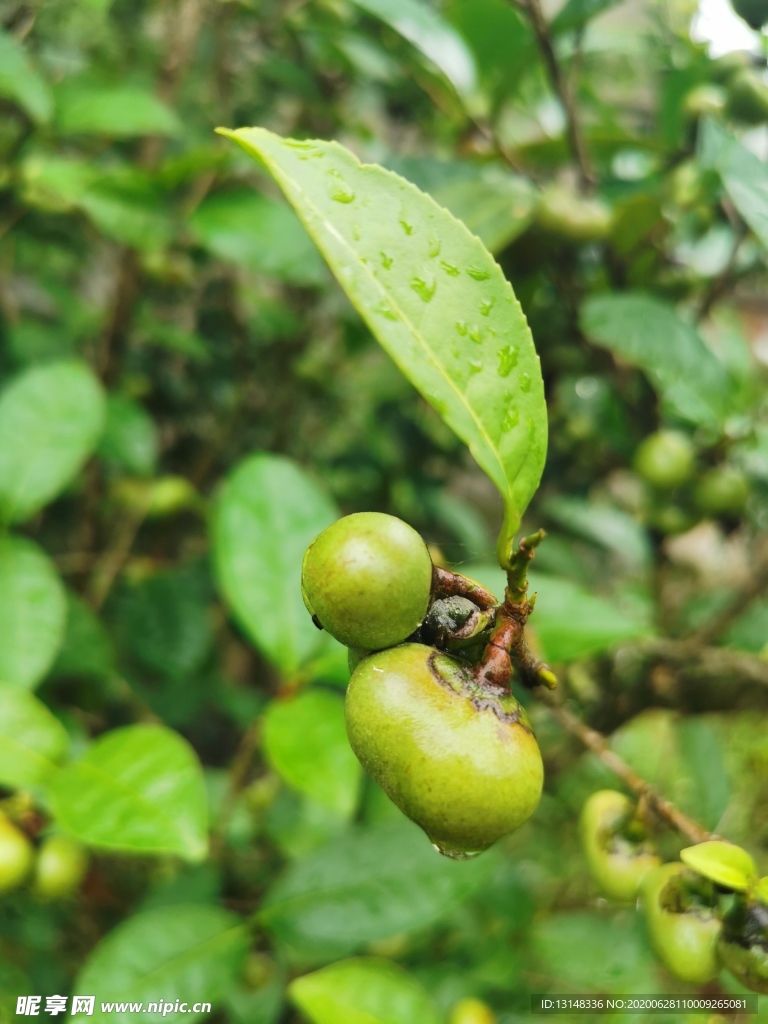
<box><xmin>520</xmin><ymin>372</ymin><xmax>532</xmax><ymax>392</ymax></box>
<box><xmin>469</xmin><ymin>359</ymin><xmax>482</xmax><ymax>375</ymax></box>
<box><xmin>497</xmin><ymin>346</ymin><xmax>519</xmax><ymax>377</ymax></box>
<box><xmin>479</xmin><ymin>298</ymin><xmax>494</xmax><ymax>317</ymax></box>
<box><xmin>440</xmin><ymin>261</ymin><xmax>460</xmax><ymax>277</ymax></box>
<box><xmin>400</xmin><ymin>219</ymin><xmax>414</xmax><ymax>235</ymax></box>
<box><xmin>467</xmin><ymin>266</ymin><xmax>491</xmax><ymax>281</ymax></box>
<box><xmin>503</xmin><ymin>407</ymin><xmax>519</xmax><ymax>430</ymax></box>
<box><xmin>469</xmin><ymin>326</ymin><xmax>483</xmax><ymax>345</ymax></box>
<box><xmin>428</xmin><ymin>234</ymin><xmax>441</xmax><ymax>257</ymax></box>
<box><xmin>455</xmin><ymin>321</ymin><xmax>468</xmax><ymax>336</ymax></box>
<box><xmin>380</xmin><ymin>252</ymin><xmax>393</xmax><ymax>269</ymax></box>
<box><xmin>410</xmin><ymin>275</ymin><xmax>436</xmax><ymax>302</ymax></box>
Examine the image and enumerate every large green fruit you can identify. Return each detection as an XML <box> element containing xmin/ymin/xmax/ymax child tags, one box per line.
<box><xmin>726</xmin><ymin>70</ymin><xmax>768</xmax><ymax>124</ymax></box>
<box><xmin>345</xmin><ymin>644</ymin><xmax>543</xmax><ymax>858</ymax></box>
<box><xmin>580</xmin><ymin>790</ymin><xmax>661</xmax><ymax>901</ymax></box>
<box><xmin>634</xmin><ymin>431</ymin><xmax>695</xmax><ymax>489</ymax></box>
<box><xmin>694</xmin><ymin>465</ymin><xmax>750</xmax><ymax>516</ymax></box>
<box><xmin>730</xmin><ymin>0</ymin><xmax>768</xmax><ymax>29</ymax></box>
<box><xmin>0</xmin><ymin>814</ymin><xmax>33</xmax><ymax>894</ymax></box>
<box><xmin>32</xmin><ymin>836</ymin><xmax>88</xmax><ymax>900</ymax></box>
<box><xmin>302</xmin><ymin>512</ymin><xmax>433</xmax><ymax>650</ymax></box>
<box><xmin>536</xmin><ymin>186</ymin><xmax>613</xmax><ymax>242</ymax></box>
<box><xmin>641</xmin><ymin>863</ymin><xmax>721</xmax><ymax>984</ymax></box>
<box><xmin>718</xmin><ymin>898</ymin><xmax>768</xmax><ymax>994</ymax></box>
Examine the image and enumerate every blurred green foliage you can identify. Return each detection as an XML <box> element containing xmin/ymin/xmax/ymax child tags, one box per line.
<box><xmin>0</xmin><ymin>0</ymin><xmax>767</xmax><ymax>1021</ymax></box>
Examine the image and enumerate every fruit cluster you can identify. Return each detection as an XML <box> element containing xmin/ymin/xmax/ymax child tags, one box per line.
<box><xmin>0</xmin><ymin>812</ymin><xmax>88</xmax><ymax>901</ymax></box>
<box><xmin>580</xmin><ymin>791</ymin><xmax>768</xmax><ymax>993</ymax></box>
<box><xmin>301</xmin><ymin>512</ymin><xmax>544</xmax><ymax>859</ymax></box>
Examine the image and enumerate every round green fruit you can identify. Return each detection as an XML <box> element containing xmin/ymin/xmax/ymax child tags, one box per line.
<box><xmin>683</xmin><ymin>84</ymin><xmax>726</xmax><ymax>118</ymax></box>
<box><xmin>345</xmin><ymin>644</ymin><xmax>544</xmax><ymax>858</ymax></box>
<box><xmin>726</xmin><ymin>70</ymin><xmax>768</xmax><ymax>124</ymax></box>
<box><xmin>302</xmin><ymin>512</ymin><xmax>433</xmax><ymax>650</ymax></box>
<box><xmin>0</xmin><ymin>814</ymin><xmax>33</xmax><ymax>894</ymax></box>
<box><xmin>449</xmin><ymin>997</ymin><xmax>497</xmax><ymax>1024</ymax></box>
<box><xmin>580</xmin><ymin>790</ymin><xmax>661</xmax><ymax>901</ymax></box>
<box><xmin>694</xmin><ymin>466</ymin><xmax>750</xmax><ymax>517</ymax></box>
<box><xmin>32</xmin><ymin>836</ymin><xmax>88</xmax><ymax>900</ymax></box>
<box><xmin>718</xmin><ymin>897</ymin><xmax>768</xmax><ymax>994</ymax></box>
<box><xmin>709</xmin><ymin>50</ymin><xmax>752</xmax><ymax>84</ymax></box>
<box><xmin>634</xmin><ymin>431</ymin><xmax>695</xmax><ymax>490</ymax></box>
<box><xmin>730</xmin><ymin>0</ymin><xmax>768</xmax><ymax>29</ymax></box>
<box><xmin>642</xmin><ymin>863</ymin><xmax>721</xmax><ymax>984</ymax></box>
<box><xmin>536</xmin><ymin>186</ymin><xmax>613</xmax><ymax>242</ymax></box>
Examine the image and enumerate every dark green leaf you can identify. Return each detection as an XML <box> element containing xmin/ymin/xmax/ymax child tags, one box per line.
<box><xmin>71</xmin><ymin>905</ymin><xmax>249</xmax><ymax>1024</ymax></box>
<box><xmin>0</xmin><ymin>535</ymin><xmax>66</xmax><ymax>690</ymax></box>
<box><xmin>0</xmin><ymin>360</ymin><xmax>105</xmax><ymax>524</ymax></box>
<box><xmin>220</xmin><ymin>128</ymin><xmax>547</xmax><ymax>548</ymax></box>
<box><xmin>49</xmin><ymin>724</ymin><xmax>208</xmax><ymax>860</ymax></box>
<box><xmin>212</xmin><ymin>453</ymin><xmax>339</xmax><ymax>675</ymax></box>
<box><xmin>51</xmin><ymin>592</ymin><xmax>115</xmax><ymax>680</ymax></box>
<box><xmin>98</xmin><ymin>394</ymin><xmax>159</xmax><ymax>476</ymax></box>
<box><xmin>552</xmin><ymin>0</ymin><xmax>625</xmax><ymax>34</ymax></box>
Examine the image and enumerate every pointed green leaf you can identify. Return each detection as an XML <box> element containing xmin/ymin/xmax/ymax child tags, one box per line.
<box><xmin>0</xmin><ymin>684</ymin><xmax>69</xmax><ymax>790</ymax></box>
<box><xmin>49</xmin><ymin>724</ymin><xmax>208</xmax><ymax>861</ymax></box>
<box><xmin>0</xmin><ymin>30</ymin><xmax>52</xmax><ymax>123</ymax></box>
<box><xmin>0</xmin><ymin>360</ymin><xmax>106</xmax><ymax>524</ymax></box>
<box><xmin>55</xmin><ymin>83</ymin><xmax>180</xmax><ymax>137</ymax></box>
<box><xmin>0</xmin><ymin>535</ymin><xmax>66</xmax><ymax>690</ymax></box>
<box><xmin>70</xmin><ymin>905</ymin><xmax>249</xmax><ymax>1024</ymax></box>
<box><xmin>219</xmin><ymin>128</ymin><xmax>547</xmax><ymax>549</ymax></box>
<box><xmin>212</xmin><ymin>453</ymin><xmax>341</xmax><ymax>674</ymax></box>
<box><xmin>680</xmin><ymin>840</ymin><xmax>757</xmax><ymax>891</ymax></box>
<box><xmin>698</xmin><ymin>119</ymin><xmax>768</xmax><ymax>250</ymax></box>
<box><xmin>290</xmin><ymin>958</ymin><xmax>442</xmax><ymax>1024</ymax></box>
<box><xmin>262</xmin><ymin>690</ymin><xmax>362</xmax><ymax>818</ymax></box>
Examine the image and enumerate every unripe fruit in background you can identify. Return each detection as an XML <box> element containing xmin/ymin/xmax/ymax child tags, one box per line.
<box><xmin>580</xmin><ymin>790</ymin><xmax>661</xmax><ymax>901</ymax></box>
<box><xmin>449</xmin><ymin>997</ymin><xmax>497</xmax><ymax>1024</ymax></box>
<box><xmin>730</xmin><ymin>0</ymin><xmax>768</xmax><ymax>29</ymax></box>
<box><xmin>302</xmin><ymin>512</ymin><xmax>433</xmax><ymax>650</ymax></box>
<box><xmin>345</xmin><ymin>643</ymin><xmax>543</xmax><ymax>858</ymax></box>
<box><xmin>641</xmin><ymin>863</ymin><xmax>721</xmax><ymax>984</ymax></box>
<box><xmin>718</xmin><ymin>897</ymin><xmax>768</xmax><ymax>994</ymax></box>
<box><xmin>32</xmin><ymin>836</ymin><xmax>88</xmax><ymax>900</ymax></box>
<box><xmin>536</xmin><ymin>186</ymin><xmax>613</xmax><ymax>242</ymax></box>
<box><xmin>634</xmin><ymin>431</ymin><xmax>695</xmax><ymax>490</ymax></box>
<box><xmin>725</xmin><ymin>70</ymin><xmax>768</xmax><ymax>124</ymax></box>
<box><xmin>683</xmin><ymin>84</ymin><xmax>726</xmax><ymax>118</ymax></box>
<box><xmin>0</xmin><ymin>814</ymin><xmax>33</xmax><ymax>894</ymax></box>
<box><xmin>694</xmin><ymin>466</ymin><xmax>750</xmax><ymax>517</ymax></box>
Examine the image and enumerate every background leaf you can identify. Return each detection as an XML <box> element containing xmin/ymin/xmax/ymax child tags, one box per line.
<box><xmin>0</xmin><ymin>683</ymin><xmax>69</xmax><ymax>790</ymax></box>
<box><xmin>290</xmin><ymin>958</ymin><xmax>442</xmax><ymax>1024</ymax></box>
<box><xmin>55</xmin><ymin>82</ymin><xmax>180</xmax><ymax>137</ymax></box>
<box><xmin>71</xmin><ymin>905</ymin><xmax>249</xmax><ymax>1024</ymax></box>
<box><xmin>222</xmin><ymin>128</ymin><xmax>548</xmax><ymax>542</ymax></box>
<box><xmin>0</xmin><ymin>29</ymin><xmax>52</xmax><ymax>123</ymax></box>
<box><xmin>51</xmin><ymin>592</ymin><xmax>115</xmax><ymax>681</ymax></box>
<box><xmin>98</xmin><ymin>394</ymin><xmax>159</xmax><ymax>476</ymax></box>
<box><xmin>698</xmin><ymin>120</ymin><xmax>768</xmax><ymax>251</ymax></box>
<box><xmin>212</xmin><ymin>453</ymin><xmax>340</xmax><ymax>675</ymax></box>
<box><xmin>262</xmin><ymin>690</ymin><xmax>362</xmax><ymax>818</ymax></box>
<box><xmin>0</xmin><ymin>535</ymin><xmax>66</xmax><ymax>689</ymax></box>
<box><xmin>49</xmin><ymin>724</ymin><xmax>208</xmax><ymax>860</ymax></box>
<box><xmin>0</xmin><ymin>360</ymin><xmax>105</xmax><ymax>524</ymax></box>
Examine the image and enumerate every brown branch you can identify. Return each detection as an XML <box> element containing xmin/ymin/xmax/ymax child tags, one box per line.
<box><xmin>515</xmin><ymin>0</ymin><xmax>595</xmax><ymax>191</ymax></box>
<box><xmin>537</xmin><ymin>690</ymin><xmax>713</xmax><ymax>844</ymax></box>
<box><xmin>639</xmin><ymin>637</ymin><xmax>768</xmax><ymax>689</ymax></box>
<box><xmin>433</xmin><ymin>565</ymin><xmax>498</xmax><ymax>611</ymax></box>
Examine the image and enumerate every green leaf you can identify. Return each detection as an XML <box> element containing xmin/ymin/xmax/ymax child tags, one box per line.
<box><xmin>212</xmin><ymin>453</ymin><xmax>339</xmax><ymax>675</ymax></box>
<box><xmin>51</xmin><ymin>592</ymin><xmax>115</xmax><ymax>680</ymax></box>
<box><xmin>756</xmin><ymin>877</ymin><xmax>768</xmax><ymax>906</ymax></box>
<box><xmin>348</xmin><ymin>0</ymin><xmax>480</xmax><ymax>112</ymax></box>
<box><xmin>0</xmin><ymin>535</ymin><xmax>66</xmax><ymax>690</ymax></box>
<box><xmin>0</xmin><ymin>684</ymin><xmax>69</xmax><ymax>791</ymax></box>
<box><xmin>551</xmin><ymin>0</ymin><xmax>625</xmax><ymax>34</ymax></box>
<box><xmin>49</xmin><ymin>724</ymin><xmax>208</xmax><ymax>861</ymax></box>
<box><xmin>190</xmin><ymin>190</ymin><xmax>326</xmax><ymax>285</ymax></box>
<box><xmin>444</xmin><ymin>0</ymin><xmax>533</xmax><ymax>104</ymax></box>
<box><xmin>260</xmin><ymin>820</ymin><xmax>493</xmax><ymax>961</ymax></box>
<box><xmin>290</xmin><ymin>958</ymin><xmax>442</xmax><ymax>1024</ymax></box>
<box><xmin>0</xmin><ymin>360</ymin><xmax>106</xmax><ymax>524</ymax></box>
<box><xmin>70</xmin><ymin>905</ymin><xmax>249</xmax><ymax>1024</ymax></box>
<box><xmin>0</xmin><ymin>30</ymin><xmax>52</xmax><ymax>123</ymax></box>
<box><xmin>98</xmin><ymin>394</ymin><xmax>159</xmax><ymax>476</ymax></box>
<box><xmin>698</xmin><ymin>119</ymin><xmax>768</xmax><ymax>250</ymax></box>
<box><xmin>680</xmin><ymin>840</ymin><xmax>757</xmax><ymax>892</ymax></box>
<box><xmin>580</xmin><ymin>293</ymin><xmax>737</xmax><ymax>429</ymax></box>
<box><xmin>55</xmin><ymin>82</ymin><xmax>180</xmax><ymax>137</ymax></box>
<box><xmin>262</xmin><ymin>690</ymin><xmax>362</xmax><ymax>818</ymax></box>
<box><xmin>219</xmin><ymin>128</ymin><xmax>547</xmax><ymax>549</ymax></box>
<box><xmin>542</xmin><ymin>495</ymin><xmax>651</xmax><ymax>568</ymax></box>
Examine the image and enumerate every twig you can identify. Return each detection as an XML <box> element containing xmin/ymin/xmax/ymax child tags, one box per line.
<box><xmin>515</xmin><ymin>0</ymin><xmax>595</xmax><ymax>190</ymax></box>
<box><xmin>537</xmin><ymin>690</ymin><xmax>713</xmax><ymax>845</ymax></box>
<box><xmin>639</xmin><ymin>637</ymin><xmax>768</xmax><ymax>689</ymax></box>
<box><xmin>211</xmin><ymin>721</ymin><xmax>261</xmax><ymax>858</ymax></box>
<box><xmin>87</xmin><ymin>506</ymin><xmax>148</xmax><ymax>611</ymax></box>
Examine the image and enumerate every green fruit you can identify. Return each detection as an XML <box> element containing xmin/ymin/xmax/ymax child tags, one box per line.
<box><xmin>449</xmin><ymin>997</ymin><xmax>497</xmax><ymax>1024</ymax></box>
<box><xmin>0</xmin><ymin>814</ymin><xmax>33</xmax><ymax>894</ymax></box>
<box><xmin>709</xmin><ymin>50</ymin><xmax>752</xmax><ymax>84</ymax></box>
<box><xmin>634</xmin><ymin>431</ymin><xmax>695</xmax><ymax>489</ymax></box>
<box><xmin>32</xmin><ymin>836</ymin><xmax>88</xmax><ymax>900</ymax></box>
<box><xmin>730</xmin><ymin>0</ymin><xmax>768</xmax><ymax>29</ymax></box>
<box><xmin>302</xmin><ymin>512</ymin><xmax>433</xmax><ymax>650</ymax></box>
<box><xmin>345</xmin><ymin>644</ymin><xmax>543</xmax><ymax>858</ymax></box>
<box><xmin>642</xmin><ymin>863</ymin><xmax>721</xmax><ymax>984</ymax></box>
<box><xmin>536</xmin><ymin>186</ymin><xmax>613</xmax><ymax>242</ymax></box>
<box><xmin>683</xmin><ymin>84</ymin><xmax>726</xmax><ymax>118</ymax></box>
<box><xmin>694</xmin><ymin>466</ymin><xmax>750</xmax><ymax>516</ymax></box>
<box><xmin>580</xmin><ymin>790</ymin><xmax>661</xmax><ymax>901</ymax></box>
<box><xmin>718</xmin><ymin>898</ymin><xmax>768</xmax><ymax>994</ymax></box>
<box><xmin>726</xmin><ymin>70</ymin><xmax>768</xmax><ymax>124</ymax></box>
